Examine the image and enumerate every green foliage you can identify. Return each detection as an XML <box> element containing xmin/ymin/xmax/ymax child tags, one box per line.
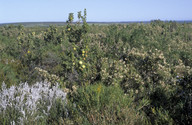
<box><xmin>149</xmin><ymin>107</ymin><xmax>174</xmax><ymax>125</ymax></box>
<box><xmin>67</xmin><ymin>84</ymin><xmax>146</xmax><ymax>125</ymax></box>
<box><xmin>0</xmin><ymin>58</ymin><xmax>26</xmax><ymax>88</ymax></box>
<box><xmin>47</xmin><ymin>98</ymin><xmax>68</xmax><ymax>124</ymax></box>
<box><xmin>0</xmin><ymin>105</ymin><xmax>23</xmax><ymax>125</ymax></box>
<box><xmin>1</xmin><ymin>11</ymin><xmax>192</xmax><ymax>124</ymax></box>
<box><xmin>44</xmin><ymin>25</ymin><xmax>63</xmax><ymax>45</ymax></box>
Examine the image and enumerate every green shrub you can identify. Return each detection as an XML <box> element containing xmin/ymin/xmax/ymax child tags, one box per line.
<box><xmin>0</xmin><ymin>11</ymin><xmax>192</xmax><ymax>124</ymax></box>
<box><xmin>67</xmin><ymin>84</ymin><xmax>147</xmax><ymax>125</ymax></box>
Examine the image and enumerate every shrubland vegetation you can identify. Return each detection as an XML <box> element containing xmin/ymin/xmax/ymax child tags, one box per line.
<box><xmin>0</xmin><ymin>9</ymin><xmax>192</xmax><ymax>124</ymax></box>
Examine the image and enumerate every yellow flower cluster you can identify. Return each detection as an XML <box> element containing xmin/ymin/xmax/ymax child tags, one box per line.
<box><xmin>79</xmin><ymin>61</ymin><xmax>85</xmax><ymax>69</ymax></box>
<box><xmin>82</xmin><ymin>50</ymin><xmax>88</xmax><ymax>61</ymax></box>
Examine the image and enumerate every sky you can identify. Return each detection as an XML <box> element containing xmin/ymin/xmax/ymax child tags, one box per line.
<box><xmin>0</xmin><ymin>0</ymin><xmax>192</xmax><ymax>23</ymax></box>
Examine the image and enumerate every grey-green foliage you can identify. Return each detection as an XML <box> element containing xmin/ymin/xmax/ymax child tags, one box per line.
<box><xmin>0</xmin><ymin>82</ymin><xmax>67</xmax><ymax>125</ymax></box>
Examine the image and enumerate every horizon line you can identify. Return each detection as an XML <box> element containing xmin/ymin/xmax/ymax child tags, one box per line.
<box><xmin>1</xmin><ymin>20</ymin><xmax>192</xmax><ymax>25</ymax></box>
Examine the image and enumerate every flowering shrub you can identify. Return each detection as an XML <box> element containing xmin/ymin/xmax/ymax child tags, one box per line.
<box><xmin>0</xmin><ymin>12</ymin><xmax>192</xmax><ymax>124</ymax></box>
<box><xmin>44</xmin><ymin>25</ymin><xmax>63</xmax><ymax>45</ymax></box>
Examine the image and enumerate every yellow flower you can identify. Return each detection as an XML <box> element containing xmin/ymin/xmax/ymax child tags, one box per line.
<box><xmin>82</xmin><ymin>65</ymin><xmax>85</xmax><ymax>68</ymax></box>
<box><xmin>82</xmin><ymin>54</ymin><xmax>84</xmax><ymax>56</ymax></box>
<box><xmin>68</xmin><ymin>28</ymin><xmax>70</xmax><ymax>31</ymax></box>
<box><xmin>27</xmin><ymin>50</ymin><xmax>31</xmax><ymax>54</ymax></box>
<box><xmin>73</xmin><ymin>47</ymin><xmax>76</xmax><ymax>51</ymax></box>
<box><xmin>73</xmin><ymin>62</ymin><xmax>75</xmax><ymax>65</ymax></box>
<box><xmin>79</xmin><ymin>61</ymin><xmax>83</xmax><ymax>65</ymax></box>
<box><xmin>97</xmin><ymin>84</ymin><xmax>102</xmax><ymax>93</ymax></box>
<box><xmin>82</xmin><ymin>50</ymin><xmax>85</xmax><ymax>54</ymax></box>
<box><xmin>151</xmin><ymin>108</ymin><xmax>156</xmax><ymax>114</ymax></box>
<box><xmin>32</xmin><ymin>32</ymin><xmax>35</xmax><ymax>36</ymax></box>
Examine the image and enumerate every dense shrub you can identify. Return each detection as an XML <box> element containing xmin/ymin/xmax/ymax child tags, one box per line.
<box><xmin>67</xmin><ymin>84</ymin><xmax>147</xmax><ymax>125</ymax></box>
<box><xmin>0</xmin><ymin>82</ymin><xmax>67</xmax><ymax>125</ymax></box>
<box><xmin>0</xmin><ymin>11</ymin><xmax>192</xmax><ymax>124</ymax></box>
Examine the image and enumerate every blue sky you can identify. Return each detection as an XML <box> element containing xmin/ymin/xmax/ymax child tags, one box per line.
<box><xmin>0</xmin><ymin>0</ymin><xmax>192</xmax><ymax>23</ymax></box>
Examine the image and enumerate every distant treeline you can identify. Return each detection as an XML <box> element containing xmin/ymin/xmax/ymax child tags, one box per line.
<box><xmin>1</xmin><ymin>20</ymin><xmax>192</xmax><ymax>27</ymax></box>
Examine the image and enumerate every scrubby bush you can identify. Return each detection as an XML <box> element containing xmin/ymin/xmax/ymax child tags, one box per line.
<box><xmin>0</xmin><ymin>81</ymin><xmax>67</xmax><ymax>125</ymax></box>
<box><xmin>0</xmin><ymin>10</ymin><xmax>192</xmax><ymax>124</ymax></box>
<box><xmin>67</xmin><ymin>84</ymin><xmax>148</xmax><ymax>125</ymax></box>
